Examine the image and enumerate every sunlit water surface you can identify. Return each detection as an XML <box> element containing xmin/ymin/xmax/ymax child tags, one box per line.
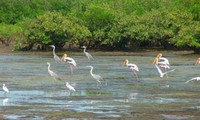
<box><xmin>0</xmin><ymin>51</ymin><xmax>200</xmax><ymax>119</ymax></box>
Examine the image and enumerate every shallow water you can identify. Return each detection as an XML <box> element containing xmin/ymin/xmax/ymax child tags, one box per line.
<box><xmin>1</xmin><ymin>51</ymin><xmax>200</xmax><ymax>119</ymax></box>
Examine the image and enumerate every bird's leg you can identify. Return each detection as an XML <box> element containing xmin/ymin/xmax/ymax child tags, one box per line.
<box><xmin>132</xmin><ymin>71</ymin><xmax>139</xmax><ymax>80</ymax></box>
<box><xmin>70</xmin><ymin>65</ymin><xmax>73</xmax><ymax>74</ymax></box>
<box><xmin>96</xmin><ymin>81</ymin><xmax>101</xmax><ymax>88</ymax></box>
<box><xmin>4</xmin><ymin>92</ymin><xmax>7</xmax><ymax>97</ymax></box>
<box><xmin>104</xmin><ymin>79</ymin><xmax>107</xmax><ymax>86</ymax></box>
<box><xmin>164</xmin><ymin>68</ymin><xmax>169</xmax><ymax>78</ymax></box>
<box><xmin>166</xmin><ymin>73</ymin><xmax>168</xmax><ymax>78</ymax></box>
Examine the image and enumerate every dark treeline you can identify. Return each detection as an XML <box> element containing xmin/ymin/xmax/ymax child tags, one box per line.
<box><xmin>0</xmin><ymin>0</ymin><xmax>200</xmax><ymax>52</ymax></box>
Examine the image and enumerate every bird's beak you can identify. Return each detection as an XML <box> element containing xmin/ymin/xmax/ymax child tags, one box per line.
<box><xmin>49</xmin><ymin>45</ymin><xmax>53</xmax><ymax>47</ymax></box>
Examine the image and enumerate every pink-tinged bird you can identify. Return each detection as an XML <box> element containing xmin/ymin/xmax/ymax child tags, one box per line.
<box><xmin>124</xmin><ymin>59</ymin><xmax>139</xmax><ymax>77</ymax></box>
<box><xmin>61</xmin><ymin>54</ymin><xmax>77</xmax><ymax>74</ymax></box>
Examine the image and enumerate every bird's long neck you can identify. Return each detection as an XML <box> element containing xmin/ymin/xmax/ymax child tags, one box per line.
<box><xmin>48</xmin><ymin>64</ymin><xmax>51</xmax><ymax>71</ymax></box>
<box><xmin>124</xmin><ymin>61</ymin><xmax>128</xmax><ymax>66</ymax></box>
<box><xmin>152</xmin><ymin>57</ymin><xmax>159</xmax><ymax>64</ymax></box>
<box><xmin>90</xmin><ymin>67</ymin><xmax>94</xmax><ymax>76</ymax></box>
<box><xmin>83</xmin><ymin>47</ymin><xmax>86</xmax><ymax>53</ymax></box>
<box><xmin>52</xmin><ymin>47</ymin><xmax>56</xmax><ymax>56</ymax></box>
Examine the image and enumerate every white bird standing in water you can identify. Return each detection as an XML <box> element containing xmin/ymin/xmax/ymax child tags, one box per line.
<box><xmin>124</xmin><ymin>59</ymin><xmax>139</xmax><ymax>77</ymax></box>
<box><xmin>50</xmin><ymin>45</ymin><xmax>61</xmax><ymax>64</ymax></box>
<box><xmin>61</xmin><ymin>54</ymin><xmax>77</xmax><ymax>74</ymax></box>
<box><xmin>66</xmin><ymin>82</ymin><xmax>76</xmax><ymax>92</ymax></box>
<box><xmin>2</xmin><ymin>84</ymin><xmax>9</xmax><ymax>94</ymax></box>
<box><xmin>155</xmin><ymin>64</ymin><xmax>175</xmax><ymax>78</ymax></box>
<box><xmin>185</xmin><ymin>77</ymin><xmax>200</xmax><ymax>84</ymax></box>
<box><xmin>47</xmin><ymin>62</ymin><xmax>62</xmax><ymax>81</ymax></box>
<box><xmin>82</xmin><ymin>46</ymin><xmax>94</xmax><ymax>61</ymax></box>
<box><xmin>87</xmin><ymin>65</ymin><xmax>106</xmax><ymax>87</ymax></box>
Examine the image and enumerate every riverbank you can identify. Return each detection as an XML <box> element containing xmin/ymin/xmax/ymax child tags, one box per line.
<box><xmin>0</xmin><ymin>43</ymin><xmax>195</xmax><ymax>57</ymax></box>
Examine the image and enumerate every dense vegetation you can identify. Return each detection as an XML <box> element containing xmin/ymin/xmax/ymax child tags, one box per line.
<box><xmin>0</xmin><ymin>0</ymin><xmax>200</xmax><ymax>52</ymax></box>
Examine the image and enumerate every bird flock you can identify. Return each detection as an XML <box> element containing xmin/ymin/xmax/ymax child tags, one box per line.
<box><xmin>2</xmin><ymin>46</ymin><xmax>200</xmax><ymax>95</ymax></box>
<box><xmin>48</xmin><ymin>45</ymin><xmax>108</xmax><ymax>92</ymax></box>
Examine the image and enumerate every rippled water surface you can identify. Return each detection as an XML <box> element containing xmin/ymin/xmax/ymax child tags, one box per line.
<box><xmin>1</xmin><ymin>51</ymin><xmax>200</xmax><ymax>119</ymax></box>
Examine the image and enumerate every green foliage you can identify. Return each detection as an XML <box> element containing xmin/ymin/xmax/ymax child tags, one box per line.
<box><xmin>14</xmin><ymin>12</ymin><xmax>91</xmax><ymax>50</ymax></box>
<box><xmin>0</xmin><ymin>0</ymin><xmax>200</xmax><ymax>52</ymax></box>
<box><xmin>0</xmin><ymin>23</ymin><xmax>23</xmax><ymax>47</ymax></box>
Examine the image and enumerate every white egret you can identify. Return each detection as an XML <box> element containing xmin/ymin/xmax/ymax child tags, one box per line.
<box><xmin>124</xmin><ymin>59</ymin><xmax>139</xmax><ymax>77</ymax></box>
<box><xmin>87</xmin><ymin>65</ymin><xmax>106</xmax><ymax>87</ymax></box>
<box><xmin>61</xmin><ymin>54</ymin><xmax>77</xmax><ymax>74</ymax></box>
<box><xmin>81</xmin><ymin>46</ymin><xmax>94</xmax><ymax>61</ymax></box>
<box><xmin>50</xmin><ymin>45</ymin><xmax>61</xmax><ymax>64</ymax></box>
<box><xmin>66</xmin><ymin>82</ymin><xmax>76</xmax><ymax>92</ymax></box>
<box><xmin>195</xmin><ymin>57</ymin><xmax>200</xmax><ymax>65</ymax></box>
<box><xmin>2</xmin><ymin>84</ymin><xmax>9</xmax><ymax>93</ymax></box>
<box><xmin>185</xmin><ymin>77</ymin><xmax>200</xmax><ymax>84</ymax></box>
<box><xmin>47</xmin><ymin>62</ymin><xmax>62</xmax><ymax>81</ymax></box>
<box><xmin>155</xmin><ymin>64</ymin><xmax>175</xmax><ymax>78</ymax></box>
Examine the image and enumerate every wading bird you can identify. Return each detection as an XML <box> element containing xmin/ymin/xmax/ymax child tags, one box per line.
<box><xmin>152</xmin><ymin>53</ymin><xmax>171</xmax><ymax>77</ymax></box>
<box><xmin>81</xmin><ymin>46</ymin><xmax>94</xmax><ymax>61</ymax></box>
<box><xmin>195</xmin><ymin>57</ymin><xmax>200</xmax><ymax>65</ymax></box>
<box><xmin>61</xmin><ymin>54</ymin><xmax>77</xmax><ymax>74</ymax></box>
<box><xmin>124</xmin><ymin>59</ymin><xmax>139</xmax><ymax>77</ymax></box>
<box><xmin>185</xmin><ymin>77</ymin><xmax>200</xmax><ymax>84</ymax></box>
<box><xmin>50</xmin><ymin>45</ymin><xmax>61</xmax><ymax>64</ymax></box>
<box><xmin>2</xmin><ymin>84</ymin><xmax>9</xmax><ymax>94</ymax></box>
<box><xmin>47</xmin><ymin>62</ymin><xmax>62</xmax><ymax>81</ymax></box>
<box><xmin>87</xmin><ymin>65</ymin><xmax>106</xmax><ymax>87</ymax></box>
<box><xmin>155</xmin><ymin>64</ymin><xmax>175</xmax><ymax>78</ymax></box>
<box><xmin>66</xmin><ymin>82</ymin><xmax>76</xmax><ymax>92</ymax></box>
<box><xmin>152</xmin><ymin>53</ymin><xmax>170</xmax><ymax>65</ymax></box>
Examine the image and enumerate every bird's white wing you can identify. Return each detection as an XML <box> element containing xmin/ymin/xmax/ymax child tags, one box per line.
<box><xmin>159</xmin><ymin>57</ymin><xmax>170</xmax><ymax>65</ymax></box>
<box><xmin>85</xmin><ymin>52</ymin><xmax>94</xmax><ymax>60</ymax></box>
<box><xmin>3</xmin><ymin>86</ymin><xmax>9</xmax><ymax>93</ymax></box>
<box><xmin>185</xmin><ymin>77</ymin><xmax>200</xmax><ymax>84</ymax></box>
<box><xmin>157</xmin><ymin>61</ymin><xmax>168</xmax><ymax>66</ymax></box>
<box><xmin>54</xmin><ymin>55</ymin><xmax>61</xmax><ymax>63</ymax></box>
<box><xmin>155</xmin><ymin>64</ymin><xmax>174</xmax><ymax>77</ymax></box>
<box><xmin>159</xmin><ymin>64</ymin><xmax>170</xmax><ymax>69</ymax></box>
<box><xmin>128</xmin><ymin>63</ymin><xmax>139</xmax><ymax>72</ymax></box>
<box><xmin>163</xmin><ymin>69</ymin><xmax>175</xmax><ymax>75</ymax></box>
<box><xmin>69</xmin><ymin>85</ymin><xmax>76</xmax><ymax>91</ymax></box>
<box><xmin>64</xmin><ymin>57</ymin><xmax>77</xmax><ymax>66</ymax></box>
<box><xmin>155</xmin><ymin>64</ymin><xmax>163</xmax><ymax>77</ymax></box>
<box><xmin>50</xmin><ymin>71</ymin><xmax>61</xmax><ymax>80</ymax></box>
<box><xmin>93</xmin><ymin>74</ymin><xmax>103</xmax><ymax>83</ymax></box>
<box><xmin>67</xmin><ymin>84</ymin><xmax>76</xmax><ymax>91</ymax></box>
<box><xmin>65</xmin><ymin>57</ymin><xmax>73</xmax><ymax>62</ymax></box>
